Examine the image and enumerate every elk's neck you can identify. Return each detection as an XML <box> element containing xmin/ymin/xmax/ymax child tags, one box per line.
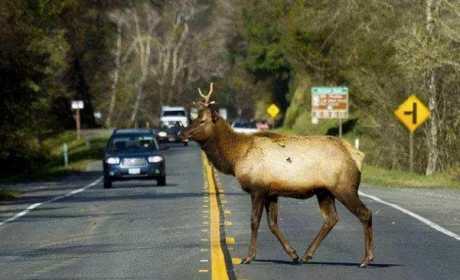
<box><xmin>200</xmin><ymin>119</ymin><xmax>251</xmax><ymax>175</ymax></box>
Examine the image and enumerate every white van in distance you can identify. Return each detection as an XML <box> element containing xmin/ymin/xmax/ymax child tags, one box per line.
<box><xmin>160</xmin><ymin>106</ymin><xmax>188</xmax><ymax>128</ymax></box>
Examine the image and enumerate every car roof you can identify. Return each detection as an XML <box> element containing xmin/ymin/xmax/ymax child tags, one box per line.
<box><xmin>112</xmin><ymin>128</ymin><xmax>155</xmax><ymax>135</ymax></box>
<box><xmin>161</xmin><ymin>106</ymin><xmax>185</xmax><ymax>111</ymax></box>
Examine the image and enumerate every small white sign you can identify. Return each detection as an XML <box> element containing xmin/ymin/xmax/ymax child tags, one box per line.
<box><xmin>71</xmin><ymin>100</ymin><xmax>84</xmax><ymax>110</ymax></box>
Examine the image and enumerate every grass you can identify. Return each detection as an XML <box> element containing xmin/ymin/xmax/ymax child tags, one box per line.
<box><xmin>33</xmin><ymin>133</ymin><xmax>108</xmax><ymax>180</ymax></box>
<box><xmin>0</xmin><ymin>130</ymin><xmax>109</xmax><ymax>201</ymax></box>
<box><xmin>362</xmin><ymin>165</ymin><xmax>460</xmax><ymax>188</ymax></box>
<box><xmin>0</xmin><ymin>189</ymin><xmax>21</xmax><ymax>200</ymax></box>
<box><xmin>1</xmin><ymin>130</ymin><xmax>109</xmax><ymax>182</ymax></box>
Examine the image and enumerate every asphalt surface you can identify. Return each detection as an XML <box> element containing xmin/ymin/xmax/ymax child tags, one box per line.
<box><xmin>1</xmin><ymin>143</ymin><xmax>460</xmax><ymax>280</ymax></box>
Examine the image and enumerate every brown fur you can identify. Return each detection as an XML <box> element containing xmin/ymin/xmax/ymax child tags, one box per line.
<box><xmin>181</xmin><ymin>108</ymin><xmax>374</xmax><ymax>267</ymax></box>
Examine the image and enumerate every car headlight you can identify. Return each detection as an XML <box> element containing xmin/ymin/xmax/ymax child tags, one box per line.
<box><xmin>106</xmin><ymin>157</ymin><xmax>120</xmax><ymax>164</ymax></box>
<box><xmin>148</xmin><ymin>156</ymin><xmax>163</xmax><ymax>163</ymax></box>
<box><xmin>158</xmin><ymin>131</ymin><xmax>167</xmax><ymax>137</ymax></box>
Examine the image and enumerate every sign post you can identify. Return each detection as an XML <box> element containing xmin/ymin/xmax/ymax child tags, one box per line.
<box><xmin>311</xmin><ymin>87</ymin><xmax>349</xmax><ymax>137</ymax></box>
<box><xmin>62</xmin><ymin>143</ymin><xmax>68</xmax><ymax>167</ymax></box>
<box><xmin>394</xmin><ymin>95</ymin><xmax>431</xmax><ymax>172</ymax></box>
<box><xmin>71</xmin><ymin>100</ymin><xmax>84</xmax><ymax>139</ymax></box>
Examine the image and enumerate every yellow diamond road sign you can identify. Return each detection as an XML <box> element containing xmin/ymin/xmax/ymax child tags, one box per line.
<box><xmin>394</xmin><ymin>95</ymin><xmax>431</xmax><ymax>133</ymax></box>
<box><xmin>266</xmin><ymin>104</ymin><xmax>280</xmax><ymax>118</ymax></box>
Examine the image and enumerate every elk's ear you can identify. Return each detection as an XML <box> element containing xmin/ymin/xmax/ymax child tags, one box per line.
<box><xmin>211</xmin><ymin>110</ymin><xmax>220</xmax><ymax>123</ymax></box>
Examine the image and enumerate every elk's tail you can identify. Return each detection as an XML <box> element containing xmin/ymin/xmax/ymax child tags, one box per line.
<box><xmin>341</xmin><ymin>140</ymin><xmax>365</xmax><ymax>172</ymax></box>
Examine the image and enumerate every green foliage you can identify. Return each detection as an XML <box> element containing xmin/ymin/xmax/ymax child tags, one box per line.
<box><xmin>0</xmin><ymin>0</ymin><xmax>117</xmax><ymax>176</ymax></box>
<box><xmin>242</xmin><ymin>0</ymin><xmax>290</xmax><ymax>75</ymax></box>
<box><xmin>236</xmin><ymin>0</ymin><xmax>460</xmax><ymax>174</ymax></box>
<box><xmin>0</xmin><ymin>189</ymin><xmax>21</xmax><ymax>201</ymax></box>
<box><xmin>362</xmin><ymin>165</ymin><xmax>460</xmax><ymax>189</ymax></box>
<box><xmin>1</xmin><ymin>130</ymin><xmax>109</xmax><ymax>181</ymax></box>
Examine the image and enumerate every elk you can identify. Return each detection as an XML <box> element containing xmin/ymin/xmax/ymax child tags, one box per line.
<box><xmin>181</xmin><ymin>83</ymin><xmax>374</xmax><ymax>267</ymax></box>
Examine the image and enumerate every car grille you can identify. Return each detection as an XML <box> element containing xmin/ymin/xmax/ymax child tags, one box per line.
<box><xmin>121</xmin><ymin>158</ymin><xmax>147</xmax><ymax>168</ymax></box>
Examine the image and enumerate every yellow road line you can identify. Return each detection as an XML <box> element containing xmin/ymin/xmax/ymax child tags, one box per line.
<box><xmin>203</xmin><ymin>153</ymin><xmax>230</xmax><ymax>280</ymax></box>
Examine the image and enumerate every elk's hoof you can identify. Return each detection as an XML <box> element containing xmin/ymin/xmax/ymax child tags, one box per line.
<box><xmin>359</xmin><ymin>256</ymin><xmax>374</xmax><ymax>268</ymax></box>
<box><xmin>301</xmin><ymin>256</ymin><xmax>312</xmax><ymax>264</ymax></box>
<box><xmin>241</xmin><ymin>256</ymin><xmax>255</xmax><ymax>264</ymax></box>
<box><xmin>292</xmin><ymin>256</ymin><xmax>301</xmax><ymax>264</ymax></box>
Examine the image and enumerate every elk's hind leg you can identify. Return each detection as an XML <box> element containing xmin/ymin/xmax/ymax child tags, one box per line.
<box><xmin>241</xmin><ymin>192</ymin><xmax>265</xmax><ymax>264</ymax></box>
<box><xmin>265</xmin><ymin>196</ymin><xmax>300</xmax><ymax>263</ymax></box>
<box><xmin>301</xmin><ymin>190</ymin><xmax>338</xmax><ymax>263</ymax></box>
<box><xmin>335</xmin><ymin>190</ymin><xmax>374</xmax><ymax>267</ymax></box>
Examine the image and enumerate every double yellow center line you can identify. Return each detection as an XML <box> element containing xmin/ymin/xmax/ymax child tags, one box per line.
<box><xmin>202</xmin><ymin>153</ymin><xmax>231</xmax><ymax>280</ymax></box>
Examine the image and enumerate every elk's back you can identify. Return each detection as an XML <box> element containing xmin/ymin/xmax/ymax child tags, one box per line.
<box><xmin>234</xmin><ymin>135</ymin><xmax>361</xmax><ymax>195</ymax></box>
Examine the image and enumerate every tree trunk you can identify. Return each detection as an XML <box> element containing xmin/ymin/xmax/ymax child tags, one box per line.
<box><xmin>106</xmin><ymin>18</ymin><xmax>122</xmax><ymax>128</ymax></box>
<box><xmin>425</xmin><ymin>0</ymin><xmax>439</xmax><ymax>175</ymax></box>
<box><xmin>130</xmin><ymin>73</ymin><xmax>146</xmax><ymax>126</ymax></box>
<box><xmin>425</xmin><ymin>71</ymin><xmax>439</xmax><ymax>175</ymax></box>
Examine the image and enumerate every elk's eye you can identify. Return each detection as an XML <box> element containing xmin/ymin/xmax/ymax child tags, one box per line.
<box><xmin>200</xmin><ymin>120</ymin><xmax>206</xmax><ymax>125</ymax></box>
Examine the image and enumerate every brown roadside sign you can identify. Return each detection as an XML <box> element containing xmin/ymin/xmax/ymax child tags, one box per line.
<box><xmin>394</xmin><ymin>95</ymin><xmax>431</xmax><ymax>133</ymax></box>
<box><xmin>311</xmin><ymin>87</ymin><xmax>349</xmax><ymax>119</ymax></box>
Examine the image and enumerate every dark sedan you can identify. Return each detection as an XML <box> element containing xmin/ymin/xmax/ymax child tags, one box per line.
<box><xmin>156</xmin><ymin>123</ymin><xmax>189</xmax><ymax>146</ymax></box>
<box><xmin>103</xmin><ymin>129</ymin><xmax>166</xmax><ymax>188</ymax></box>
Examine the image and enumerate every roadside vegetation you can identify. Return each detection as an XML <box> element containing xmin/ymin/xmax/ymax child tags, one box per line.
<box><xmin>0</xmin><ymin>130</ymin><xmax>109</xmax><ymax>182</ymax></box>
<box><xmin>362</xmin><ymin>165</ymin><xmax>460</xmax><ymax>189</ymax></box>
<box><xmin>0</xmin><ymin>189</ymin><xmax>21</xmax><ymax>201</ymax></box>
<box><xmin>1</xmin><ymin>0</ymin><xmax>458</xmax><ymax>188</ymax></box>
<box><xmin>0</xmin><ymin>129</ymin><xmax>109</xmax><ymax>200</ymax></box>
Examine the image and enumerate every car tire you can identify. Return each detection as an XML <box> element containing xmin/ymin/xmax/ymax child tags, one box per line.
<box><xmin>157</xmin><ymin>176</ymin><xmax>166</xmax><ymax>186</ymax></box>
<box><xmin>183</xmin><ymin>142</ymin><xmax>188</xmax><ymax>146</ymax></box>
<box><xmin>104</xmin><ymin>177</ymin><xmax>112</xmax><ymax>189</ymax></box>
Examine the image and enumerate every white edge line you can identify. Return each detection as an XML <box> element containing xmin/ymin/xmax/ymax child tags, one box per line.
<box><xmin>0</xmin><ymin>177</ymin><xmax>102</xmax><ymax>227</ymax></box>
<box><xmin>359</xmin><ymin>191</ymin><xmax>460</xmax><ymax>241</ymax></box>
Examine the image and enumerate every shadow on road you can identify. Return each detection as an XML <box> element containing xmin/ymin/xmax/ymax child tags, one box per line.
<box><xmin>109</xmin><ymin>182</ymin><xmax>178</xmax><ymax>189</ymax></box>
<box><xmin>254</xmin><ymin>259</ymin><xmax>402</xmax><ymax>268</ymax></box>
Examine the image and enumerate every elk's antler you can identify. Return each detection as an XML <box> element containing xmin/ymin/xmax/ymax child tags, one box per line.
<box><xmin>197</xmin><ymin>83</ymin><xmax>215</xmax><ymax>107</ymax></box>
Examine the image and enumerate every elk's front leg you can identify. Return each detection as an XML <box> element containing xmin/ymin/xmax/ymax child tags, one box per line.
<box><xmin>241</xmin><ymin>192</ymin><xmax>265</xmax><ymax>264</ymax></box>
<box><xmin>302</xmin><ymin>191</ymin><xmax>338</xmax><ymax>263</ymax></box>
<box><xmin>265</xmin><ymin>196</ymin><xmax>300</xmax><ymax>263</ymax></box>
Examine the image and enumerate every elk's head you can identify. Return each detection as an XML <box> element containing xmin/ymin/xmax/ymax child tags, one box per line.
<box><xmin>181</xmin><ymin>83</ymin><xmax>220</xmax><ymax>142</ymax></box>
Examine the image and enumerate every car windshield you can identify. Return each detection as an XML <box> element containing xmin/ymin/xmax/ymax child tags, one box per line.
<box><xmin>162</xmin><ymin>110</ymin><xmax>186</xmax><ymax>117</ymax></box>
<box><xmin>233</xmin><ymin>121</ymin><xmax>257</xmax><ymax>128</ymax></box>
<box><xmin>109</xmin><ymin>134</ymin><xmax>159</xmax><ymax>152</ymax></box>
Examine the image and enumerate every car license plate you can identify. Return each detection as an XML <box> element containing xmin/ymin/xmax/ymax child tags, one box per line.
<box><xmin>128</xmin><ymin>168</ymin><xmax>140</xmax><ymax>175</ymax></box>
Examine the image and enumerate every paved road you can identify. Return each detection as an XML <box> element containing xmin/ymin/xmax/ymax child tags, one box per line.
<box><xmin>1</xmin><ymin>144</ymin><xmax>459</xmax><ymax>280</ymax></box>
<box><xmin>0</xmin><ymin>144</ymin><xmax>209</xmax><ymax>280</ymax></box>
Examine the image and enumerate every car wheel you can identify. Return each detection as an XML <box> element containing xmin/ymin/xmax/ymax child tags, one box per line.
<box><xmin>157</xmin><ymin>176</ymin><xmax>166</xmax><ymax>186</ymax></box>
<box><xmin>104</xmin><ymin>177</ymin><xmax>112</xmax><ymax>189</ymax></box>
<box><xmin>183</xmin><ymin>142</ymin><xmax>188</xmax><ymax>146</ymax></box>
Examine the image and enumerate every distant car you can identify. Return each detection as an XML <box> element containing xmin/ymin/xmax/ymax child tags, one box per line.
<box><xmin>103</xmin><ymin>129</ymin><xmax>166</xmax><ymax>188</ymax></box>
<box><xmin>160</xmin><ymin>106</ymin><xmax>189</xmax><ymax>128</ymax></box>
<box><xmin>156</xmin><ymin>122</ymin><xmax>188</xmax><ymax>146</ymax></box>
<box><xmin>231</xmin><ymin>120</ymin><xmax>259</xmax><ymax>134</ymax></box>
